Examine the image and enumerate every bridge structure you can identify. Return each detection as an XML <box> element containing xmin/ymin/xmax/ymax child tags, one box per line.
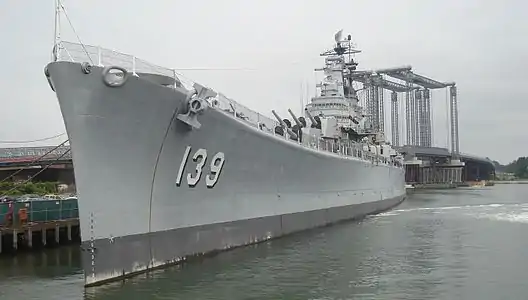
<box><xmin>0</xmin><ymin>146</ymin><xmax>71</xmax><ymax>164</ymax></box>
<box><xmin>351</xmin><ymin>65</ymin><xmax>494</xmax><ymax>187</ymax></box>
<box><xmin>396</xmin><ymin>146</ymin><xmax>495</xmax><ymax>186</ymax></box>
<box><xmin>0</xmin><ymin>146</ymin><xmax>74</xmax><ymax>184</ymax></box>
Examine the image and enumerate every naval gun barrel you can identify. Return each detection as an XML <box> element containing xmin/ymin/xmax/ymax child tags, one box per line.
<box><xmin>304</xmin><ymin>108</ymin><xmax>317</xmax><ymax>125</ymax></box>
<box><xmin>287</xmin><ymin>108</ymin><xmax>303</xmax><ymax>143</ymax></box>
<box><xmin>272</xmin><ymin>110</ymin><xmax>298</xmax><ymax>139</ymax></box>
<box><xmin>287</xmin><ymin>109</ymin><xmax>303</xmax><ymax>128</ymax></box>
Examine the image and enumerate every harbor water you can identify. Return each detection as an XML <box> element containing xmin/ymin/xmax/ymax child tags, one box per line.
<box><xmin>1</xmin><ymin>184</ymin><xmax>527</xmax><ymax>300</ymax></box>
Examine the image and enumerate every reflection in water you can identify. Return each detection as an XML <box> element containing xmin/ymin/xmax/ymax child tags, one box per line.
<box><xmin>0</xmin><ymin>245</ymin><xmax>83</xmax><ymax>300</ymax></box>
<box><xmin>2</xmin><ymin>185</ymin><xmax>528</xmax><ymax>300</ymax></box>
<box><xmin>0</xmin><ymin>245</ymin><xmax>82</xmax><ymax>279</ymax></box>
<box><xmin>84</xmin><ymin>230</ymin><xmax>355</xmax><ymax>300</ymax></box>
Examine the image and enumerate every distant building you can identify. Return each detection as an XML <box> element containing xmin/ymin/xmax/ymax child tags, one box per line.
<box><xmin>495</xmin><ymin>172</ymin><xmax>517</xmax><ymax>181</ymax></box>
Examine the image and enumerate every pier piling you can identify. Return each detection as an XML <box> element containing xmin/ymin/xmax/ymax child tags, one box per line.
<box><xmin>0</xmin><ymin>198</ymin><xmax>80</xmax><ymax>254</ymax></box>
<box><xmin>0</xmin><ymin>219</ymin><xmax>80</xmax><ymax>254</ymax></box>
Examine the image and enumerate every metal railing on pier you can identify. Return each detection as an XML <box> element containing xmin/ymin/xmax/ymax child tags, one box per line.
<box><xmin>0</xmin><ymin>199</ymin><xmax>79</xmax><ymax>227</ymax></box>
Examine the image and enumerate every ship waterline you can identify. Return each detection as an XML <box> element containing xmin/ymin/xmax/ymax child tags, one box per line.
<box><xmin>81</xmin><ymin>195</ymin><xmax>404</xmax><ymax>286</ymax></box>
<box><xmin>46</xmin><ymin>38</ymin><xmax>405</xmax><ymax>286</ymax></box>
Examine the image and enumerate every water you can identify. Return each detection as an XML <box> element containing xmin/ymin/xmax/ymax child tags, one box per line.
<box><xmin>1</xmin><ymin>184</ymin><xmax>527</xmax><ymax>300</ymax></box>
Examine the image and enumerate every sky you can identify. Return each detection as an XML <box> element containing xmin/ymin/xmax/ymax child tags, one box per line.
<box><xmin>0</xmin><ymin>0</ymin><xmax>526</xmax><ymax>164</ymax></box>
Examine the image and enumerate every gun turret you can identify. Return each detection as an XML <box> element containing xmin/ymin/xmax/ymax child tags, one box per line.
<box><xmin>272</xmin><ymin>110</ymin><xmax>298</xmax><ymax>140</ymax></box>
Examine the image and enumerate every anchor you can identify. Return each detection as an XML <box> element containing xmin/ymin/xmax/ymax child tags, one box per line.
<box><xmin>176</xmin><ymin>83</ymin><xmax>217</xmax><ymax>129</ymax></box>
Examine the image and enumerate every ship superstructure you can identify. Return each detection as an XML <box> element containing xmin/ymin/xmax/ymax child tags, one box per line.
<box><xmin>271</xmin><ymin>30</ymin><xmax>400</xmax><ymax>164</ymax></box>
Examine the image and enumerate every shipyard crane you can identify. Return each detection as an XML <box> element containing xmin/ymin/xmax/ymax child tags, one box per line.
<box><xmin>371</xmin><ymin>69</ymin><xmax>459</xmax><ymax>155</ymax></box>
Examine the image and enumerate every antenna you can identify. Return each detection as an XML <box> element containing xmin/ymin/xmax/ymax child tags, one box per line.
<box><xmin>334</xmin><ymin>29</ymin><xmax>343</xmax><ymax>43</ymax></box>
<box><xmin>52</xmin><ymin>0</ymin><xmax>61</xmax><ymax>61</ymax></box>
<box><xmin>51</xmin><ymin>0</ymin><xmax>94</xmax><ymax>64</ymax></box>
<box><xmin>299</xmin><ymin>81</ymin><xmax>304</xmax><ymax>116</ymax></box>
<box><xmin>305</xmin><ymin>80</ymin><xmax>310</xmax><ymax>109</ymax></box>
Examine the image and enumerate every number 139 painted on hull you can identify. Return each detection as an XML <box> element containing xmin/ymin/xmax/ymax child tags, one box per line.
<box><xmin>176</xmin><ymin>146</ymin><xmax>226</xmax><ymax>188</ymax></box>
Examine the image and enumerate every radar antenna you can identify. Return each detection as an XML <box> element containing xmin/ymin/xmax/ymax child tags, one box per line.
<box><xmin>320</xmin><ymin>30</ymin><xmax>361</xmax><ymax>57</ymax></box>
<box><xmin>334</xmin><ymin>29</ymin><xmax>343</xmax><ymax>43</ymax></box>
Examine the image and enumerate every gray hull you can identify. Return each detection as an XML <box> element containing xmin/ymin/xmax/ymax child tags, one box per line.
<box><xmin>46</xmin><ymin>61</ymin><xmax>406</xmax><ymax>287</ymax></box>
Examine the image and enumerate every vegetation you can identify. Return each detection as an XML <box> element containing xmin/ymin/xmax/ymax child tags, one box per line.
<box><xmin>0</xmin><ymin>181</ymin><xmax>59</xmax><ymax>196</ymax></box>
<box><xmin>494</xmin><ymin>157</ymin><xmax>528</xmax><ymax>179</ymax></box>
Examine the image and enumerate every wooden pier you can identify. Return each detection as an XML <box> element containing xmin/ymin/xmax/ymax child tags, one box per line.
<box><xmin>0</xmin><ymin>219</ymin><xmax>80</xmax><ymax>254</ymax></box>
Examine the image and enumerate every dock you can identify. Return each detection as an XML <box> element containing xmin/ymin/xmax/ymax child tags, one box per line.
<box><xmin>0</xmin><ymin>199</ymin><xmax>81</xmax><ymax>254</ymax></box>
<box><xmin>0</xmin><ymin>219</ymin><xmax>80</xmax><ymax>253</ymax></box>
<box><xmin>397</xmin><ymin>146</ymin><xmax>496</xmax><ymax>189</ymax></box>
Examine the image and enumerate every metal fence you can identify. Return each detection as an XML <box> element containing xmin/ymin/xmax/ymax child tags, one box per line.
<box><xmin>0</xmin><ymin>199</ymin><xmax>79</xmax><ymax>227</ymax></box>
<box><xmin>56</xmin><ymin>41</ymin><xmax>402</xmax><ymax>167</ymax></box>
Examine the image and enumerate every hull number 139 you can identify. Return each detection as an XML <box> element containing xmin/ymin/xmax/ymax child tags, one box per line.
<box><xmin>176</xmin><ymin>146</ymin><xmax>226</xmax><ymax>188</ymax></box>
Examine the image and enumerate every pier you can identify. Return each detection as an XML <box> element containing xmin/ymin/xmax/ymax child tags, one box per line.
<box><xmin>397</xmin><ymin>146</ymin><xmax>494</xmax><ymax>188</ymax></box>
<box><xmin>0</xmin><ymin>200</ymin><xmax>80</xmax><ymax>254</ymax></box>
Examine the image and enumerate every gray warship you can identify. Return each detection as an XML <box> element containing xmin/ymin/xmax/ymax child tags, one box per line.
<box><xmin>44</xmin><ymin>30</ymin><xmax>406</xmax><ymax>287</ymax></box>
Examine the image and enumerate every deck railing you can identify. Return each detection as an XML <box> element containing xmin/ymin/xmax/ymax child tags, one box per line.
<box><xmin>56</xmin><ymin>41</ymin><xmax>402</xmax><ymax>168</ymax></box>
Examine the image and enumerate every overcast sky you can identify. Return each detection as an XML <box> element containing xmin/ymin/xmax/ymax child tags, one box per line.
<box><xmin>0</xmin><ymin>0</ymin><xmax>526</xmax><ymax>164</ymax></box>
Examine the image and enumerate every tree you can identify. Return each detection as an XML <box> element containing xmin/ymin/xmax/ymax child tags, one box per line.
<box><xmin>504</xmin><ymin>157</ymin><xmax>528</xmax><ymax>179</ymax></box>
<box><xmin>0</xmin><ymin>182</ymin><xmax>59</xmax><ymax>196</ymax></box>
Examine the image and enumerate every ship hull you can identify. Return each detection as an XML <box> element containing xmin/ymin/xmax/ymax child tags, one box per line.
<box><xmin>46</xmin><ymin>61</ymin><xmax>406</xmax><ymax>287</ymax></box>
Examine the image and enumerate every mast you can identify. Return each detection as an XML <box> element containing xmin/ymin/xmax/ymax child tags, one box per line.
<box><xmin>299</xmin><ymin>81</ymin><xmax>304</xmax><ymax>116</ymax></box>
<box><xmin>52</xmin><ymin>0</ymin><xmax>61</xmax><ymax>61</ymax></box>
<box><xmin>317</xmin><ymin>31</ymin><xmax>361</xmax><ymax>101</ymax></box>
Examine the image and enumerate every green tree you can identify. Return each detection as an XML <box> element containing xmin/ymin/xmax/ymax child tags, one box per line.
<box><xmin>0</xmin><ymin>181</ymin><xmax>59</xmax><ymax>196</ymax></box>
<box><xmin>504</xmin><ymin>157</ymin><xmax>528</xmax><ymax>179</ymax></box>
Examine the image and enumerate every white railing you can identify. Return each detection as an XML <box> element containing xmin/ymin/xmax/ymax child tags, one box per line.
<box><xmin>55</xmin><ymin>41</ymin><xmax>403</xmax><ymax>168</ymax></box>
<box><xmin>59</xmin><ymin>41</ymin><xmax>175</xmax><ymax>78</ymax></box>
<box><xmin>57</xmin><ymin>41</ymin><xmax>280</xmax><ymax>131</ymax></box>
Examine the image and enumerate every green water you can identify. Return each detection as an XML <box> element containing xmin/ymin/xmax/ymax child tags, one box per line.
<box><xmin>1</xmin><ymin>184</ymin><xmax>527</xmax><ymax>300</ymax></box>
